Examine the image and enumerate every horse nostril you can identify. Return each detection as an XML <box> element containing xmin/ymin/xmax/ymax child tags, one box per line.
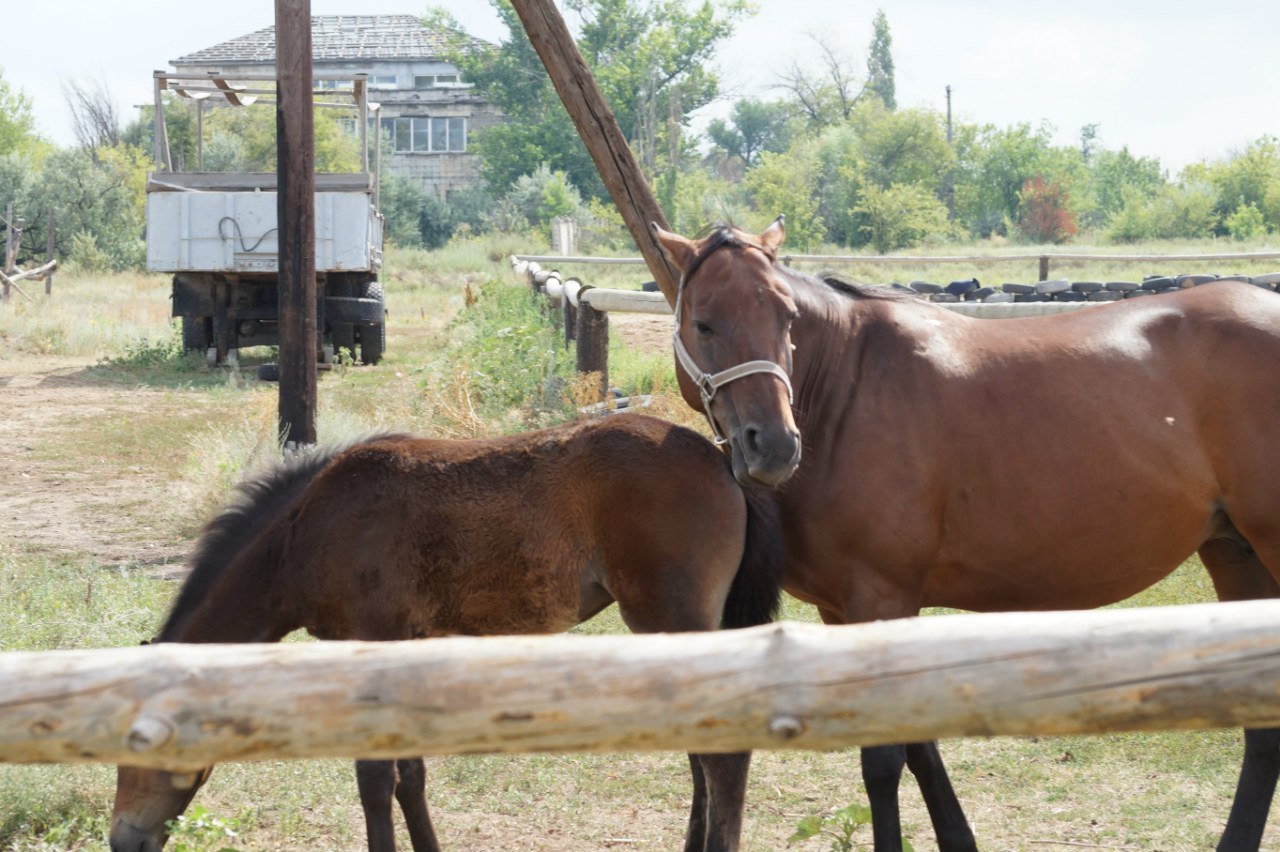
<box><xmin>742</xmin><ymin>426</ymin><xmax>763</xmax><ymax>457</ymax></box>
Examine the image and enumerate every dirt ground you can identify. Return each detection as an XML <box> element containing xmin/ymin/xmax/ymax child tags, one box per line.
<box><xmin>0</xmin><ymin>354</ymin><xmax>189</xmax><ymax>570</ymax></box>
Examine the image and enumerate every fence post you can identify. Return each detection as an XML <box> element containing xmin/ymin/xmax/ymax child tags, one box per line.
<box><xmin>576</xmin><ymin>300</ymin><xmax>609</xmax><ymax>399</ymax></box>
<box><xmin>1039</xmin><ymin>255</ymin><xmax>1050</xmax><ymax>281</ymax></box>
<box><xmin>3</xmin><ymin>202</ymin><xmax>12</xmax><ymax>303</ymax></box>
<box><xmin>45</xmin><ymin>209</ymin><xmax>54</xmax><ymax>296</ymax></box>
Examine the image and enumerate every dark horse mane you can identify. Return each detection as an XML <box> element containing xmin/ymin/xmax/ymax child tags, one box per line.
<box><xmin>157</xmin><ymin>434</ymin><xmax>408</xmax><ymax>641</ymax></box>
<box><xmin>693</xmin><ymin>224</ymin><xmax>910</xmax><ymax>305</ymax></box>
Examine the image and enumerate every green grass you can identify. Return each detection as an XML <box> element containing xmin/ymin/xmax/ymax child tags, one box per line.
<box><xmin>0</xmin><ymin>233</ymin><xmax>1275</xmax><ymax>849</ymax></box>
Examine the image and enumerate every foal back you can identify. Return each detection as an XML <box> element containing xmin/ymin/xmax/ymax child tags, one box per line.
<box><xmin>279</xmin><ymin>413</ymin><xmax>751</xmax><ymax>640</ymax></box>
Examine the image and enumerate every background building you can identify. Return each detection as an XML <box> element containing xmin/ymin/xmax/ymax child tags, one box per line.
<box><xmin>170</xmin><ymin>14</ymin><xmax>503</xmax><ymax>198</ymax></box>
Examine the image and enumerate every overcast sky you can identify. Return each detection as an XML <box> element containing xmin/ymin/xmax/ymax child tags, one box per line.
<box><xmin>6</xmin><ymin>0</ymin><xmax>1278</xmax><ymax>175</ymax></box>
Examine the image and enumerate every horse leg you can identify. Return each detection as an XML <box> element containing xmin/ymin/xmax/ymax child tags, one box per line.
<box><xmin>683</xmin><ymin>754</ymin><xmax>710</xmax><ymax>852</ymax></box>
<box><xmin>904</xmin><ymin>742</ymin><xmax>977</xmax><ymax>851</ymax></box>
<box><xmin>393</xmin><ymin>758</ymin><xmax>441</xmax><ymax>852</ymax></box>
<box><xmin>1202</xmin><ymin>535</ymin><xmax>1280</xmax><ymax>850</ymax></box>
<box><xmin>688</xmin><ymin>752</ymin><xmax>751</xmax><ymax>852</ymax></box>
<box><xmin>862</xmin><ymin>744</ymin><xmax>908</xmax><ymax>851</ymax></box>
<box><xmin>355</xmin><ymin>759</ymin><xmax>400</xmax><ymax>852</ymax></box>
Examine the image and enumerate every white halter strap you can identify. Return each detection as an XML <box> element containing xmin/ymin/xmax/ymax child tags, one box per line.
<box><xmin>672</xmin><ymin>268</ymin><xmax>794</xmax><ymax>446</ymax></box>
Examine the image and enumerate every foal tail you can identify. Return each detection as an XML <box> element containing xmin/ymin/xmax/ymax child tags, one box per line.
<box><xmin>720</xmin><ymin>486</ymin><xmax>785</xmax><ymax>629</ymax></box>
<box><xmin>156</xmin><ymin>441</ymin><xmax>367</xmax><ymax>642</ymax></box>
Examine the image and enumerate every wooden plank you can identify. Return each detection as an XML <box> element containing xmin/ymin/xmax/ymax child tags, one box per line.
<box><xmin>3</xmin><ymin>601</ymin><xmax>1280</xmax><ymax>769</ymax></box>
<box><xmin>275</xmin><ymin>0</ymin><xmax>317</xmax><ymax>447</ymax></box>
<box><xmin>580</xmin><ymin>288</ymin><xmax>671</xmax><ymax>315</ymax></box>
<box><xmin>507</xmin><ymin>0</ymin><xmax>681</xmax><ymax>304</ymax></box>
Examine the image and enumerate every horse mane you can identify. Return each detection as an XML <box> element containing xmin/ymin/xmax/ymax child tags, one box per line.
<box><xmin>157</xmin><ymin>434</ymin><xmax>408</xmax><ymax>641</ymax></box>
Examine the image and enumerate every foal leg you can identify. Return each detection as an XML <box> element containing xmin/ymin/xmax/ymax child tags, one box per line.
<box><xmin>355</xmin><ymin>759</ymin><xmax>400</xmax><ymax>852</ymax></box>
<box><xmin>905</xmin><ymin>742</ymin><xmax>977</xmax><ymax>851</ymax></box>
<box><xmin>1202</xmin><ymin>535</ymin><xmax>1280</xmax><ymax>850</ymax></box>
<box><xmin>392</xmin><ymin>758</ymin><xmax>441</xmax><ymax>852</ymax></box>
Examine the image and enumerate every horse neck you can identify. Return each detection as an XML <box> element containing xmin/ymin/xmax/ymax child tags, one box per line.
<box><xmin>788</xmin><ymin>276</ymin><xmax>875</xmax><ymax>431</ymax></box>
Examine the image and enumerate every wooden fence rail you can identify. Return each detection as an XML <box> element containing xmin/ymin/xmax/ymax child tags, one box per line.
<box><xmin>513</xmin><ymin>249</ymin><xmax>1280</xmax><ymax>283</ymax></box>
<box><xmin>3</xmin><ymin>601</ymin><xmax>1280</xmax><ymax>770</ymax></box>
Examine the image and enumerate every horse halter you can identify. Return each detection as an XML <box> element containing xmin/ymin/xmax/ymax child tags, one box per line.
<box><xmin>672</xmin><ymin>236</ymin><xmax>795</xmax><ymax>446</ymax></box>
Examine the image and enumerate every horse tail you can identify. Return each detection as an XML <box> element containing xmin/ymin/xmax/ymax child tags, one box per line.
<box><xmin>156</xmin><ymin>439</ymin><xmax>389</xmax><ymax>642</ymax></box>
<box><xmin>719</xmin><ymin>486</ymin><xmax>785</xmax><ymax>629</ymax></box>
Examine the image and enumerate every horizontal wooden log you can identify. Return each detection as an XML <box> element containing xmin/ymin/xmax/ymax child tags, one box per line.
<box><xmin>0</xmin><ymin>259</ymin><xmax>57</xmax><ymax>284</ymax></box>
<box><xmin>579</xmin><ymin>288</ymin><xmax>671</xmax><ymax>315</ymax></box>
<box><xmin>4</xmin><ymin>602</ymin><xmax>1280</xmax><ymax>770</ymax></box>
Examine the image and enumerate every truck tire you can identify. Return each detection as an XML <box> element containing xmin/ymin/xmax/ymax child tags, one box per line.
<box><xmin>360</xmin><ymin>322</ymin><xmax>385</xmax><ymax>365</ymax></box>
<box><xmin>359</xmin><ymin>281</ymin><xmax>386</xmax><ymax>365</ymax></box>
<box><xmin>181</xmin><ymin>316</ymin><xmax>210</xmax><ymax>352</ymax></box>
<box><xmin>331</xmin><ymin>323</ymin><xmax>356</xmax><ymax>360</ymax></box>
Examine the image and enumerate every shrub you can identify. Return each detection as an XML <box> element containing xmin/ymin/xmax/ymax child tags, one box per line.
<box><xmin>1018</xmin><ymin>176</ymin><xmax>1078</xmax><ymax>243</ymax></box>
<box><xmin>854</xmin><ymin>183</ymin><xmax>952</xmax><ymax>254</ymax></box>
<box><xmin>1225</xmin><ymin>201</ymin><xmax>1267</xmax><ymax>240</ymax></box>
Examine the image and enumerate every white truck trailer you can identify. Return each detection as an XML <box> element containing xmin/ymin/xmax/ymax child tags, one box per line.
<box><xmin>146</xmin><ymin>71</ymin><xmax>386</xmax><ymax>365</ymax></box>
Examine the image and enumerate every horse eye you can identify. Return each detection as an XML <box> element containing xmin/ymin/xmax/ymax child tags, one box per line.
<box><xmin>694</xmin><ymin>320</ymin><xmax>713</xmax><ymax>336</ymax></box>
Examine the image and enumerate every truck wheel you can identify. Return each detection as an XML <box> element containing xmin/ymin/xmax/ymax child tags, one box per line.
<box><xmin>360</xmin><ymin>322</ymin><xmax>385</xmax><ymax>365</ymax></box>
<box><xmin>359</xmin><ymin>281</ymin><xmax>386</xmax><ymax>365</ymax></box>
<box><xmin>181</xmin><ymin>317</ymin><xmax>210</xmax><ymax>352</ymax></box>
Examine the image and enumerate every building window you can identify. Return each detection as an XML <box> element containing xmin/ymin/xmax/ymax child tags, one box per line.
<box><xmin>413</xmin><ymin>73</ymin><xmax>463</xmax><ymax>89</ymax></box>
<box><xmin>380</xmin><ymin>116</ymin><xmax>467</xmax><ymax>153</ymax></box>
<box><xmin>368</xmin><ymin>75</ymin><xmax>398</xmax><ymax>88</ymax></box>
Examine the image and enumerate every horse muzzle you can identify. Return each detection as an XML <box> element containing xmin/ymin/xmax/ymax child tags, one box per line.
<box><xmin>109</xmin><ymin>819</ymin><xmax>166</xmax><ymax>852</ymax></box>
<box><xmin>733</xmin><ymin>422</ymin><xmax>802</xmax><ymax>488</ymax></box>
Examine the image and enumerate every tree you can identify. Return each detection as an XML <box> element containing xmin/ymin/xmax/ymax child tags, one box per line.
<box><xmin>64</xmin><ymin>76</ymin><xmax>121</xmax><ymax>154</ymax></box>
<box><xmin>706</xmin><ymin>99</ymin><xmax>793</xmax><ymax>170</ymax></box>
<box><xmin>776</xmin><ymin>34</ymin><xmax>863</xmax><ymax>128</ymax></box>
<box><xmin>1018</xmin><ymin>176</ymin><xmax>1077</xmax><ymax>244</ymax></box>
<box><xmin>744</xmin><ymin>143</ymin><xmax>826</xmax><ymax>250</ymax></box>
<box><xmin>456</xmin><ymin>0</ymin><xmax>748</xmax><ymax>200</ymax></box>
<box><xmin>865</xmin><ymin>10</ymin><xmax>895</xmax><ymax>110</ymax></box>
<box><xmin>0</xmin><ymin>67</ymin><xmax>40</xmax><ymax>158</ymax></box>
<box><xmin>855</xmin><ymin>182</ymin><xmax>950</xmax><ymax>254</ymax></box>
<box><xmin>1081</xmin><ymin>145</ymin><xmax>1164</xmax><ymax>229</ymax></box>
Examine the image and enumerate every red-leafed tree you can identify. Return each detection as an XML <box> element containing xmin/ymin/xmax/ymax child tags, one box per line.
<box><xmin>1019</xmin><ymin>175</ymin><xmax>1078</xmax><ymax>243</ymax></box>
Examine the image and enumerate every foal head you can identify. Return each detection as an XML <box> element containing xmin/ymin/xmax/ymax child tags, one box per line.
<box><xmin>110</xmin><ymin>765</ymin><xmax>213</xmax><ymax>851</ymax></box>
<box><xmin>652</xmin><ymin>217</ymin><xmax>802</xmax><ymax>487</ymax></box>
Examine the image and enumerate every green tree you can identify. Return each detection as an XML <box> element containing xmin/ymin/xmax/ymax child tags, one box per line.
<box><xmin>1080</xmin><ymin>145</ymin><xmax>1164</xmax><ymax>229</ymax></box>
<box><xmin>707</xmin><ymin>99</ymin><xmax>794</xmax><ymax>170</ymax></box>
<box><xmin>850</xmin><ymin>100</ymin><xmax>952</xmax><ymax>189</ymax></box>
<box><xmin>952</xmin><ymin>121</ymin><xmax>1081</xmax><ymax>237</ymax></box>
<box><xmin>855</xmin><ymin>182</ymin><xmax>950</xmax><ymax>254</ymax></box>
<box><xmin>0</xmin><ymin>67</ymin><xmax>40</xmax><ymax>157</ymax></box>
<box><xmin>1203</xmin><ymin>135</ymin><xmax>1280</xmax><ymax>231</ymax></box>
<box><xmin>457</xmin><ymin>0</ymin><xmax>748</xmax><ymax>199</ymax></box>
<box><xmin>745</xmin><ymin>143</ymin><xmax>826</xmax><ymax>251</ymax></box>
<box><xmin>865</xmin><ymin>10</ymin><xmax>895</xmax><ymax>110</ymax></box>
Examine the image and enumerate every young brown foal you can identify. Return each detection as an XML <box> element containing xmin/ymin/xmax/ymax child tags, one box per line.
<box><xmin>110</xmin><ymin>413</ymin><xmax>782</xmax><ymax>852</ymax></box>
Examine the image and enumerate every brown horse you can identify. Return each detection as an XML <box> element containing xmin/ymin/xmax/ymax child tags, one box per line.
<box><xmin>110</xmin><ymin>412</ymin><xmax>781</xmax><ymax>852</ymax></box>
<box><xmin>652</xmin><ymin>217</ymin><xmax>1280</xmax><ymax>851</ymax></box>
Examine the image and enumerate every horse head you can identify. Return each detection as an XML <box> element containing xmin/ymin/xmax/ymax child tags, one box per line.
<box><xmin>652</xmin><ymin>217</ymin><xmax>802</xmax><ymax>488</ymax></box>
<box><xmin>110</xmin><ymin>765</ymin><xmax>213</xmax><ymax>852</ymax></box>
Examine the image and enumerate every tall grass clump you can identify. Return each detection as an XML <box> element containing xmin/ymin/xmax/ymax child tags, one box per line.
<box><xmin>440</xmin><ymin>277</ymin><xmax>576</xmax><ymax>430</ymax></box>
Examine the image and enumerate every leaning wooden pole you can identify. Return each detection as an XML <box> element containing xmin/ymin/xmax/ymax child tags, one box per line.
<box><xmin>508</xmin><ymin>0</ymin><xmax>681</xmax><ymax>305</ymax></box>
<box><xmin>275</xmin><ymin>0</ymin><xmax>318</xmax><ymax>447</ymax></box>
<box><xmin>6</xmin><ymin>602</ymin><xmax>1280</xmax><ymax>770</ymax></box>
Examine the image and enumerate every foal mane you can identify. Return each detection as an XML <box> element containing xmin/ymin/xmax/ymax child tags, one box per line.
<box><xmin>157</xmin><ymin>436</ymin><xmax>404</xmax><ymax>641</ymax></box>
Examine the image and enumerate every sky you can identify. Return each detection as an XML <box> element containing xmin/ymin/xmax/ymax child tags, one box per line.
<box><xmin>5</xmin><ymin>0</ymin><xmax>1278</xmax><ymax>175</ymax></box>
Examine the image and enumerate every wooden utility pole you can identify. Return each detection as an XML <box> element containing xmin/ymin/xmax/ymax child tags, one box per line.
<box><xmin>275</xmin><ymin>0</ymin><xmax>317</xmax><ymax>447</ymax></box>
<box><xmin>508</xmin><ymin>0</ymin><xmax>681</xmax><ymax>306</ymax></box>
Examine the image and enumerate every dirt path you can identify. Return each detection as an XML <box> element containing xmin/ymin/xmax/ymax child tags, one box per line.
<box><xmin>0</xmin><ymin>354</ymin><xmax>189</xmax><ymax>570</ymax></box>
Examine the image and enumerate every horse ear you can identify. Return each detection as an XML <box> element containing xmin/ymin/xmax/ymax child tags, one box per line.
<box><xmin>650</xmin><ymin>222</ymin><xmax>696</xmax><ymax>272</ymax></box>
<box><xmin>758</xmin><ymin>215</ymin><xmax>786</xmax><ymax>255</ymax></box>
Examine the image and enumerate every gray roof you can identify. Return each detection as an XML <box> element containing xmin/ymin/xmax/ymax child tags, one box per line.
<box><xmin>171</xmin><ymin>14</ymin><xmax>490</xmax><ymax>65</ymax></box>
